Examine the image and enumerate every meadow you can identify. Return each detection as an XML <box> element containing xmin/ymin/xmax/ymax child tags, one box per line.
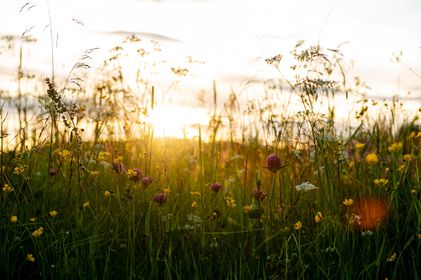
<box><xmin>1</xmin><ymin>20</ymin><xmax>421</xmax><ymax>280</ymax></box>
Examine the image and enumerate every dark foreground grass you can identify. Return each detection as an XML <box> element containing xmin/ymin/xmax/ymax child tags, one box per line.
<box><xmin>1</xmin><ymin>129</ymin><xmax>420</xmax><ymax>279</ymax></box>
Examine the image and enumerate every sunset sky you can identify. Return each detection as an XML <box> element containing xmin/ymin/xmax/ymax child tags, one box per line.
<box><xmin>1</xmin><ymin>0</ymin><xmax>421</xmax><ymax>137</ymax></box>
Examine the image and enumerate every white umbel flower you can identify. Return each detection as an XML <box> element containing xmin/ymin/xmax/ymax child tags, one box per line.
<box><xmin>295</xmin><ymin>182</ymin><xmax>318</xmax><ymax>192</ymax></box>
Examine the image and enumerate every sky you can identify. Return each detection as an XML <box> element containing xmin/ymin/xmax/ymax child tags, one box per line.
<box><xmin>1</xmin><ymin>0</ymin><xmax>421</xmax><ymax>137</ymax></box>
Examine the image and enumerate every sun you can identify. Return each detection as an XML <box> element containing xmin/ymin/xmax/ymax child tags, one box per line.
<box><xmin>148</xmin><ymin>105</ymin><xmax>209</xmax><ymax>139</ymax></box>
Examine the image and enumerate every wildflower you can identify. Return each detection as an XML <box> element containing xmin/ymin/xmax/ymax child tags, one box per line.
<box><xmin>49</xmin><ymin>210</ymin><xmax>57</xmax><ymax>218</ymax></box>
<box><xmin>387</xmin><ymin>252</ymin><xmax>397</xmax><ymax>262</ymax></box>
<box><xmin>294</xmin><ymin>221</ymin><xmax>302</xmax><ymax>230</ymax></box>
<box><xmin>153</xmin><ymin>193</ymin><xmax>167</xmax><ymax>206</ymax></box>
<box><xmin>190</xmin><ymin>191</ymin><xmax>201</xmax><ymax>196</ymax></box>
<box><xmin>398</xmin><ymin>164</ymin><xmax>405</xmax><ymax>172</ymax></box>
<box><xmin>48</xmin><ymin>168</ymin><xmax>57</xmax><ymax>176</ymax></box>
<box><xmin>26</xmin><ymin>253</ymin><xmax>35</xmax><ymax>262</ymax></box>
<box><xmin>56</xmin><ymin>149</ymin><xmax>71</xmax><ymax>160</ymax></box>
<box><xmin>191</xmin><ymin>200</ymin><xmax>197</xmax><ymax>208</ymax></box>
<box><xmin>252</xmin><ymin>188</ymin><xmax>267</xmax><ymax>201</ymax></box>
<box><xmin>388</xmin><ymin>142</ymin><xmax>402</xmax><ymax>152</ymax></box>
<box><xmin>127</xmin><ymin>168</ymin><xmax>142</xmax><ymax>181</ymax></box>
<box><xmin>2</xmin><ymin>183</ymin><xmax>14</xmax><ymax>193</ymax></box>
<box><xmin>343</xmin><ymin>198</ymin><xmax>354</xmax><ymax>206</ymax></box>
<box><xmin>354</xmin><ymin>199</ymin><xmax>388</xmax><ymax>230</ymax></box>
<box><xmin>13</xmin><ymin>165</ymin><xmax>26</xmax><ymax>175</ymax></box>
<box><xmin>225</xmin><ymin>196</ymin><xmax>237</xmax><ymax>208</ymax></box>
<box><xmin>295</xmin><ymin>182</ymin><xmax>318</xmax><ymax>192</ymax></box>
<box><xmin>243</xmin><ymin>205</ymin><xmax>251</xmax><ymax>214</ymax></box>
<box><xmin>314</xmin><ymin>212</ymin><xmax>323</xmax><ymax>223</ymax></box>
<box><xmin>83</xmin><ymin>201</ymin><xmax>90</xmax><ymax>208</ymax></box>
<box><xmin>355</xmin><ymin>143</ymin><xmax>365</xmax><ymax>149</ymax></box>
<box><xmin>141</xmin><ymin>176</ymin><xmax>153</xmax><ymax>188</ymax></box>
<box><xmin>374</xmin><ymin>178</ymin><xmax>389</xmax><ymax>187</ymax></box>
<box><xmin>97</xmin><ymin>151</ymin><xmax>110</xmax><ymax>162</ymax></box>
<box><xmin>210</xmin><ymin>182</ymin><xmax>223</xmax><ymax>193</ymax></box>
<box><xmin>411</xmin><ymin>189</ymin><xmax>417</xmax><ymax>195</ymax></box>
<box><xmin>90</xmin><ymin>170</ymin><xmax>99</xmax><ymax>177</ymax></box>
<box><xmin>10</xmin><ymin>215</ymin><xmax>17</xmax><ymax>223</ymax></box>
<box><xmin>265</xmin><ymin>154</ymin><xmax>282</xmax><ymax>173</ymax></box>
<box><xmin>163</xmin><ymin>188</ymin><xmax>171</xmax><ymax>194</ymax></box>
<box><xmin>348</xmin><ymin>214</ymin><xmax>362</xmax><ymax>226</ymax></box>
<box><xmin>403</xmin><ymin>154</ymin><xmax>414</xmax><ymax>161</ymax></box>
<box><xmin>112</xmin><ymin>157</ymin><xmax>126</xmax><ymax>174</ymax></box>
<box><xmin>366</xmin><ymin>153</ymin><xmax>379</xmax><ymax>165</ymax></box>
<box><xmin>31</xmin><ymin>227</ymin><xmax>44</xmax><ymax>238</ymax></box>
<box><xmin>30</xmin><ymin>217</ymin><xmax>37</xmax><ymax>222</ymax></box>
<box><xmin>104</xmin><ymin>190</ymin><xmax>111</xmax><ymax>198</ymax></box>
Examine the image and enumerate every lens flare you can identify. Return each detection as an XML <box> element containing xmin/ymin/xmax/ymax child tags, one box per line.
<box><xmin>353</xmin><ymin>198</ymin><xmax>388</xmax><ymax>230</ymax></box>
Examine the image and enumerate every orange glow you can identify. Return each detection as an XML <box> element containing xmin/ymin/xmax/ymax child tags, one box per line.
<box><xmin>354</xmin><ymin>199</ymin><xmax>389</xmax><ymax>230</ymax></box>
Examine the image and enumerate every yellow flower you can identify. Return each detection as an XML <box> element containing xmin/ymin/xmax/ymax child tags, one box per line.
<box><xmin>2</xmin><ymin>183</ymin><xmax>14</xmax><ymax>193</ymax></box>
<box><xmin>366</xmin><ymin>153</ymin><xmax>379</xmax><ymax>165</ymax></box>
<box><xmin>388</xmin><ymin>142</ymin><xmax>402</xmax><ymax>152</ymax></box>
<box><xmin>83</xmin><ymin>201</ymin><xmax>90</xmax><ymax>208</ymax></box>
<box><xmin>411</xmin><ymin>189</ymin><xmax>417</xmax><ymax>195</ymax></box>
<box><xmin>374</xmin><ymin>178</ymin><xmax>389</xmax><ymax>187</ymax></box>
<box><xmin>10</xmin><ymin>215</ymin><xmax>18</xmax><ymax>223</ymax></box>
<box><xmin>355</xmin><ymin>143</ymin><xmax>365</xmax><ymax>149</ymax></box>
<box><xmin>225</xmin><ymin>196</ymin><xmax>237</xmax><ymax>208</ymax></box>
<box><xmin>190</xmin><ymin>191</ymin><xmax>201</xmax><ymax>196</ymax></box>
<box><xmin>343</xmin><ymin>198</ymin><xmax>354</xmax><ymax>206</ymax></box>
<box><xmin>403</xmin><ymin>154</ymin><xmax>414</xmax><ymax>161</ymax></box>
<box><xmin>398</xmin><ymin>164</ymin><xmax>405</xmax><ymax>172</ymax></box>
<box><xmin>97</xmin><ymin>151</ymin><xmax>110</xmax><ymax>162</ymax></box>
<box><xmin>56</xmin><ymin>149</ymin><xmax>71</xmax><ymax>160</ymax></box>
<box><xmin>26</xmin><ymin>253</ymin><xmax>35</xmax><ymax>262</ymax></box>
<box><xmin>31</xmin><ymin>227</ymin><xmax>44</xmax><ymax>238</ymax></box>
<box><xmin>163</xmin><ymin>188</ymin><xmax>171</xmax><ymax>194</ymax></box>
<box><xmin>191</xmin><ymin>200</ymin><xmax>197</xmax><ymax>208</ymax></box>
<box><xmin>104</xmin><ymin>190</ymin><xmax>111</xmax><ymax>198</ymax></box>
<box><xmin>13</xmin><ymin>165</ymin><xmax>26</xmax><ymax>175</ymax></box>
<box><xmin>243</xmin><ymin>205</ymin><xmax>251</xmax><ymax>214</ymax></box>
<box><xmin>30</xmin><ymin>217</ymin><xmax>37</xmax><ymax>222</ymax></box>
<box><xmin>387</xmin><ymin>252</ymin><xmax>397</xmax><ymax>262</ymax></box>
<box><xmin>314</xmin><ymin>212</ymin><xmax>323</xmax><ymax>223</ymax></box>
<box><xmin>90</xmin><ymin>170</ymin><xmax>99</xmax><ymax>177</ymax></box>
<box><xmin>49</xmin><ymin>210</ymin><xmax>58</xmax><ymax>218</ymax></box>
<box><xmin>294</xmin><ymin>221</ymin><xmax>302</xmax><ymax>230</ymax></box>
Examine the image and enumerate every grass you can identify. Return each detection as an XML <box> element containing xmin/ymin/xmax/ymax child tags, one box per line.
<box><xmin>0</xmin><ymin>7</ymin><xmax>421</xmax><ymax>279</ymax></box>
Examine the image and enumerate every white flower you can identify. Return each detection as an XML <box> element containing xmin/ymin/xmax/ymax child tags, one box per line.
<box><xmin>295</xmin><ymin>182</ymin><xmax>318</xmax><ymax>192</ymax></box>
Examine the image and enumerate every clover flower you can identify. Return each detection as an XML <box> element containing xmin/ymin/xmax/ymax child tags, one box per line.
<box><xmin>210</xmin><ymin>182</ymin><xmax>223</xmax><ymax>193</ymax></box>
<box><xmin>252</xmin><ymin>188</ymin><xmax>267</xmax><ymax>201</ymax></box>
<box><xmin>265</xmin><ymin>154</ymin><xmax>282</xmax><ymax>173</ymax></box>
<box><xmin>153</xmin><ymin>193</ymin><xmax>167</xmax><ymax>206</ymax></box>
<box><xmin>141</xmin><ymin>176</ymin><xmax>154</xmax><ymax>188</ymax></box>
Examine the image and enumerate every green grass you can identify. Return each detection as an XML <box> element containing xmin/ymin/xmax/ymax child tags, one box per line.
<box><xmin>0</xmin><ymin>27</ymin><xmax>420</xmax><ymax>279</ymax></box>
